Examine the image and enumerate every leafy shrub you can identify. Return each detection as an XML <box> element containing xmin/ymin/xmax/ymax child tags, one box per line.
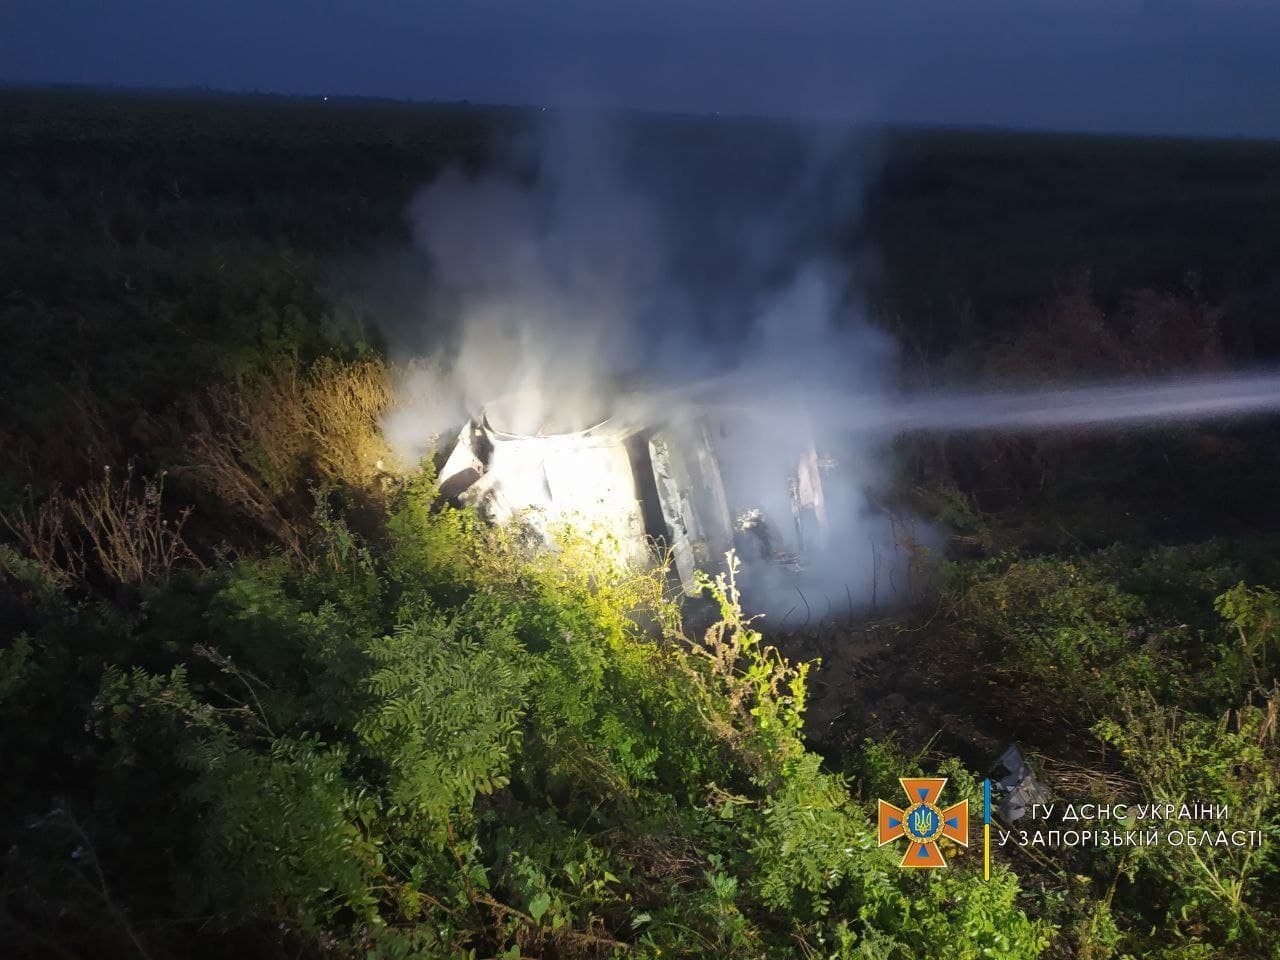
<box><xmin>948</xmin><ymin>555</ymin><xmax>1156</xmax><ymax>717</ymax></box>
<box><xmin>1213</xmin><ymin>583</ymin><xmax>1280</xmax><ymax>698</ymax></box>
<box><xmin>954</xmin><ymin>548</ymin><xmax>1280</xmax><ymax>955</ymax></box>
<box><xmin>1096</xmin><ymin>692</ymin><xmax>1279</xmax><ymax>946</ymax></box>
<box><xmin>0</xmin><ymin>470</ymin><xmax>1050</xmax><ymax>959</ymax></box>
<box><xmin>355</xmin><ymin>606</ymin><xmax>530</xmax><ymax>830</ymax></box>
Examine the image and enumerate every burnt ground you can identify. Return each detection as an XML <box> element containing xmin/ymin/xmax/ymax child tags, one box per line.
<box><xmin>775</xmin><ymin>611</ymin><xmax>1091</xmax><ymax>775</ymax></box>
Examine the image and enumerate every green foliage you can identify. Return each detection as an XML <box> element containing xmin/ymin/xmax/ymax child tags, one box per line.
<box><xmin>185</xmin><ymin>735</ymin><xmax>380</xmax><ymax>929</ymax></box>
<box><xmin>356</xmin><ymin>606</ymin><xmax>530</xmax><ymax>829</ymax></box>
<box><xmin>687</xmin><ymin>555</ymin><xmax>812</xmax><ymax>767</ymax></box>
<box><xmin>1096</xmin><ymin>694</ymin><xmax>1279</xmax><ymax>946</ymax></box>
<box><xmin>1213</xmin><ymin>582</ymin><xmax>1280</xmax><ymax>698</ymax></box>
<box><xmin>948</xmin><ymin>554</ymin><xmax>1158</xmax><ymax>717</ymax></box>
<box><xmin>0</xmin><ymin>632</ymin><xmax>34</xmax><ymax>704</ymax></box>
<box><xmin>2</xmin><ymin>473</ymin><xmax>1051</xmax><ymax>958</ymax></box>
<box><xmin>384</xmin><ymin>465</ymin><xmax>481</xmax><ymax>595</ymax></box>
<box><xmin>901</xmin><ymin>868</ymin><xmax>1055</xmax><ymax>960</ymax></box>
<box><xmin>953</xmin><ymin>547</ymin><xmax>1280</xmax><ymax>955</ymax></box>
<box><xmin>750</xmin><ymin>753</ymin><xmax>876</xmax><ymax>916</ymax></box>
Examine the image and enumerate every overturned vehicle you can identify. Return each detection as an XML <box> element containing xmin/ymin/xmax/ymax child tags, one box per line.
<box><xmin>434</xmin><ymin>409</ymin><xmax>841</xmax><ymax>597</ymax></box>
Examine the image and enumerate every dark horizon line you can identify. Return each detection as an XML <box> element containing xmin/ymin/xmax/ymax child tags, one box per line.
<box><xmin>3</xmin><ymin>78</ymin><xmax>1279</xmax><ymax>148</ymax></box>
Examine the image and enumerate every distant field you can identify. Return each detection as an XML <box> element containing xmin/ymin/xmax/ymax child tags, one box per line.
<box><xmin>3</xmin><ymin>86</ymin><xmax>1278</xmax><ymax>538</ymax></box>
<box><xmin>866</xmin><ymin>125</ymin><xmax>1280</xmax><ymax>353</ymax></box>
<box><xmin>6</xmin><ymin>87</ymin><xmax>1279</xmax><ymax>330</ymax></box>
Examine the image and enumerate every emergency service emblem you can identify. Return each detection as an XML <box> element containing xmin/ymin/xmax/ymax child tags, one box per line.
<box><xmin>878</xmin><ymin>777</ymin><xmax>969</xmax><ymax>868</ymax></box>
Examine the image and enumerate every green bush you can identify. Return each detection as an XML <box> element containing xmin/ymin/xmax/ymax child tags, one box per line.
<box><xmin>1</xmin><ymin>472</ymin><xmax>1050</xmax><ymax>958</ymax></box>
<box><xmin>951</xmin><ymin>547</ymin><xmax>1280</xmax><ymax>955</ymax></box>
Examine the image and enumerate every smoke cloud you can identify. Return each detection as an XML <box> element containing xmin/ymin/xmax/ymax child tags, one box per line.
<box><xmin>382</xmin><ymin>109</ymin><xmax>931</xmax><ymax>618</ymax></box>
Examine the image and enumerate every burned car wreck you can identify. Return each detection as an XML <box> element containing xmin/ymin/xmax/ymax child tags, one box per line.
<box><xmin>434</xmin><ymin>410</ymin><xmax>835</xmax><ymax>594</ymax></box>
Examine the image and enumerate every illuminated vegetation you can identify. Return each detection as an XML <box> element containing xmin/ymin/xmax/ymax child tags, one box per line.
<box><xmin>0</xmin><ymin>465</ymin><xmax>1049</xmax><ymax>958</ymax></box>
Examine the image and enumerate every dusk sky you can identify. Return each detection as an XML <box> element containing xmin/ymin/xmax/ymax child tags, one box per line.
<box><xmin>4</xmin><ymin>1</ymin><xmax>1280</xmax><ymax>137</ymax></box>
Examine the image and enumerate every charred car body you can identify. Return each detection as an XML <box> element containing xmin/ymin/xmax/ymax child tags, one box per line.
<box><xmin>435</xmin><ymin>410</ymin><xmax>834</xmax><ymax>593</ymax></box>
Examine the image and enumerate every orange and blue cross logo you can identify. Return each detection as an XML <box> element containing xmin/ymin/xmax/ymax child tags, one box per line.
<box><xmin>878</xmin><ymin>778</ymin><xmax>969</xmax><ymax>868</ymax></box>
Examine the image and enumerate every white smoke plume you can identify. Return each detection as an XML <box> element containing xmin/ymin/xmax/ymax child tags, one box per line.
<box><xmin>381</xmin><ymin>108</ymin><xmax>930</xmax><ymax>618</ymax></box>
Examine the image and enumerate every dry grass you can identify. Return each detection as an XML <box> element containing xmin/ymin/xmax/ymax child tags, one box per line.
<box><xmin>183</xmin><ymin>364</ymin><xmax>311</xmax><ymax>556</ymax></box>
<box><xmin>68</xmin><ymin>465</ymin><xmax>200</xmax><ymax>587</ymax></box>
<box><xmin>985</xmin><ymin>273</ymin><xmax>1228</xmax><ymax>384</ymax></box>
<box><xmin>2</xmin><ymin>464</ymin><xmax>199</xmax><ymax>588</ymax></box>
<box><xmin>302</xmin><ymin>357</ymin><xmax>396</xmax><ymax>487</ymax></box>
<box><xmin>181</xmin><ymin>355</ymin><xmax>395</xmax><ymax>556</ymax></box>
<box><xmin>1</xmin><ymin>490</ymin><xmax>85</xmax><ymax>586</ymax></box>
